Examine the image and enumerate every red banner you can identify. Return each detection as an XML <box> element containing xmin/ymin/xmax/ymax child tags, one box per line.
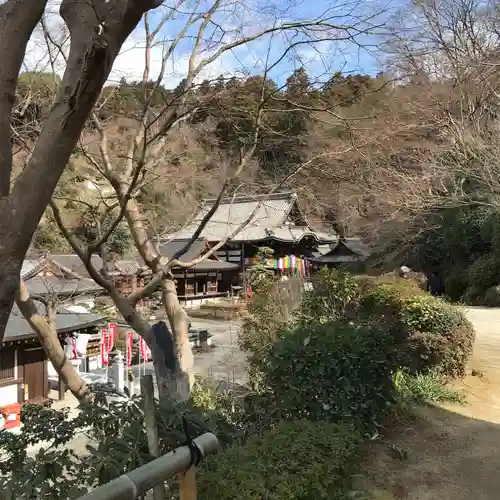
<box><xmin>107</xmin><ymin>323</ymin><xmax>117</xmax><ymax>353</ymax></box>
<box><xmin>127</xmin><ymin>331</ymin><xmax>133</xmax><ymax>368</ymax></box>
<box><xmin>101</xmin><ymin>328</ymin><xmax>109</xmax><ymax>366</ymax></box>
<box><xmin>139</xmin><ymin>337</ymin><xmax>151</xmax><ymax>362</ymax></box>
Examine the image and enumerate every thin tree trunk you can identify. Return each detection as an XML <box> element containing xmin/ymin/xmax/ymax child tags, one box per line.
<box><xmin>0</xmin><ymin>0</ymin><xmax>48</xmax><ymax>196</ymax></box>
<box><xmin>108</xmin><ymin>287</ymin><xmax>176</xmax><ymax>398</ymax></box>
<box><xmin>0</xmin><ymin>0</ymin><xmax>162</xmax><ymax>343</ymax></box>
<box><xmin>118</xmin><ymin>193</ymin><xmax>194</xmax><ymax>399</ymax></box>
<box><xmin>15</xmin><ymin>280</ymin><xmax>89</xmax><ymax>401</ymax></box>
<box><xmin>161</xmin><ymin>279</ymin><xmax>194</xmax><ymax>401</ymax></box>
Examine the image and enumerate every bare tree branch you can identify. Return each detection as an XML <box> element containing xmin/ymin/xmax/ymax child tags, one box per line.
<box><xmin>16</xmin><ymin>279</ymin><xmax>89</xmax><ymax>400</ymax></box>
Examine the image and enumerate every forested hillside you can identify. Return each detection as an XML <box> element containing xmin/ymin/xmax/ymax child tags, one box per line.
<box><xmin>17</xmin><ymin>68</ymin><xmax>441</xmax><ymax>252</ymax></box>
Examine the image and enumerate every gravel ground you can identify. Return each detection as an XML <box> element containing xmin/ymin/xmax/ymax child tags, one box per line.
<box><xmin>23</xmin><ymin>318</ymin><xmax>246</xmax><ymax>457</ymax></box>
<box><xmin>358</xmin><ymin>306</ymin><xmax>500</xmax><ymax>500</ymax></box>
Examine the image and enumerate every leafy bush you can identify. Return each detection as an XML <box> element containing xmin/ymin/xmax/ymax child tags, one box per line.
<box><xmin>360</xmin><ymin>280</ymin><xmax>475</xmax><ymax>378</ymax></box>
<box><xmin>190</xmin><ymin>378</ymin><xmax>284</xmax><ymax>438</ymax></box>
<box><xmin>359</xmin><ymin>277</ymin><xmax>424</xmax><ymax>306</ymax></box>
<box><xmin>0</xmin><ymin>389</ymin><xmax>241</xmax><ymax>499</ymax></box>
<box><xmin>261</xmin><ymin>321</ymin><xmax>398</xmax><ymax>433</ymax></box>
<box><xmin>394</xmin><ymin>370</ymin><xmax>466</xmax><ymax>406</ymax></box>
<box><xmin>298</xmin><ymin>268</ymin><xmax>360</xmax><ymax>325</ymax></box>
<box><xmin>240</xmin><ymin>264</ymin><xmax>304</xmax><ymax>391</ymax></box>
<box><xmin>405</xmin><ymin>205</ymin><xmax>500</xmax><ymax>302</ymax></box>
<box><xmin>466</xmin><ymin>253</ymin><xmax>500</xmax><ymax>300</ymax></box>
<box><xmin>481</xmin><ymin>285</ymin><xmax>500</xmax><ymax>306</ymax></box>
<box><xmin>198</xmin><ymin>420</ymin><xmax>361</xmax><ymax>500</ymax></box>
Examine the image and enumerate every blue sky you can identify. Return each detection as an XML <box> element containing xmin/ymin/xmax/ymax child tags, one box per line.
<box><xmin>25</xmin><ymin>0</ymin><xmax>392</xmax><ymax>89</ymax></box>
<box><xmin>108</xmin><ymin>0</ymin><xmax>392</xmax><ymax>88</ymax></box>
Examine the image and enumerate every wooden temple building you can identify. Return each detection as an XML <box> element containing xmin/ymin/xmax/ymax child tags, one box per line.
<box><xmin>158</xmin><ymin>238</ymin><xmax>239</xmax><ymax>307</ymax></box>
<box><xmin>167</xmin><ymin>192</ymin><xmax>337</xmax><ymax>279</ymax></box>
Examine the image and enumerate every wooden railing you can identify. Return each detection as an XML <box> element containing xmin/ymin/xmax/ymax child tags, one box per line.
<box><xmin>78</xmin><ymin>375</ymin><xmax>219</xmax><ymax>500</ymax></box>
<box><xmin>77</xmin><ymin>432</ymin><xmax>219</xmax><ymax>500</ymax></box>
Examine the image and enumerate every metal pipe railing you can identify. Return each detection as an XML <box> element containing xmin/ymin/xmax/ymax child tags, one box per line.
<box><xmin>77</xmin><ymin>432</ymin><xmax>219</xmax><ymax>500</ymax></box>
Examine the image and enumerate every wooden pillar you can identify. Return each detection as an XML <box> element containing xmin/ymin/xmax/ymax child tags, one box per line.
<box><xmin>241</xmin><ymin>241</ymin><xmax>245</xmax><ymax>289</ymax></box>
<box><xmin>179</xmin><ymin>468</ymin><xmax>197</xmax><ymax>500</ymax></box>
<box><xmin>141</xmin><ymin>375</ymin><xmax>168</xmax><ymax>500</ymax></box>
<box><xmin>58</xmin><ymin>377</ymin><xmax>66</xmax><ymax>400</ymax></box>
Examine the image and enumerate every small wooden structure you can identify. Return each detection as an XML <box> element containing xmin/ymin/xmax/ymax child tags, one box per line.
<box><xmin>46</xmin><ymin>254</ymin><xmax>144</xmax><ymax>299</ymax></box>
<box><xmin>0</xmin><ymin>306</ymin><xmax>103</xmax><ymax>405</ymax></box>
<box><xmin>22</xmin><ymin>255</ymin><xmax>104</xmax><ymax>309</ymax></box>
<box><xmin>157</xmin><ymin>238</ymin><xmax>239</xmax><ymax>306</ymax></box>
<box><xmin>309</xmin><ymin>238</ymin><xmax>370</xmax><ymax>270</ymax></box>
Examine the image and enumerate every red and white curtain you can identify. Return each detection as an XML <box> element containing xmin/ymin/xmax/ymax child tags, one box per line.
<box><xmin>100</xmin><ymin>323</ymin><xmax>117</xmax><ymax>366</ymax></box>
<box><xmin>139</xmin><ymin>336</ymin><xmax>151</xmax><ymax>363</ymax></box>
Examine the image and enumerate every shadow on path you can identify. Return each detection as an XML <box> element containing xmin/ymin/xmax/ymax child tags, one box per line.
<box><xmin>357</xmin><ymin>306</ymin><xmax>500</xmax><ymax>499</ymax></box>
<box><xmin>357</xmin><ymin>403</ymin><xmax>500</xmax><ymax>499</ymax></box>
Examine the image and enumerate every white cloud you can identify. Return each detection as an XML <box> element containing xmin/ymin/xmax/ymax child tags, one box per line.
<box><xmin>22</xmin><ymin>7</ymin><xmax>251</xmax><ymax>89</ymax></box>
<box><xmin>108</xmin><ymin>37</ymin><xmax>246</xmax><ymax>88</ymax></box>
<box><xmin>21</xmin><ymin>0</ymin><xmax>363</xmax><ymax>90</ymax></box>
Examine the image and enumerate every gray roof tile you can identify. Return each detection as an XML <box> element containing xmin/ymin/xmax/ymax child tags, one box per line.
<box><xmin>25</xmin><ymin>276</ymin><xmax>102</xmax><ymax>296</ymax></box>
<box><xmin>4</xmin><ymin>304</ymin><xmax>104</xmax><ymax>343</ymax></box>
<box><xmin>170</xmin><ymin>192</ymin><xmax>336</xmax><ymax>243</ymax></box>
<box><xmin>159</xmin><ymin>238</ymin><xmax>238</xmax><ymax>271</ymax></box>
<box><xmin>49</xmin><ymin>254</ymin><xmax>104</xmax><ymax>278</ymax></box>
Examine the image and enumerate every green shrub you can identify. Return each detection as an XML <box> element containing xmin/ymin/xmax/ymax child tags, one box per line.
<box><xmin>359</xmin><ymin>277</ymin><xmax>425</xmax><ymax>306</ymax></box>
<box><xmin>443</xmin><ymin>264</ymin><xmax>469</xmax><ymax>301</ymax></box>
<box><xmin>360</xmin><ymin>280</ymin><xmax>475</xmax><ymax>378</ymax></box>
<box><xmin>190</xmin><ymin>378</ymin><xmax>283</xmax><ymax>438</ymax></box>
<box><xmin>403</xmin><ymin>205</ymin><xmax>500</xmax><ymax>302</ymax></box>
<box><xmin>394</xmin><ymin>369</ymin><xmax>466</xmax><ymax>406</ymax></box>
<box><xmin>480</xmin><ymin>285</ymin><xmax>500</xmax><ymax>306</ymax></box>
<box><xmin>0</xmin><ymin>389</ymin><xmax>244</xmax><ymax>498</ymax></box>
<box><xmin>298</xmin><ymin>268</ymin><xmax>360</xmax><ymax>325</ymax></box>
<box><xmin>198</xmin><ymin>420</ymin><xmax>361</xmax><ymax>500</ymax></box>
<box><xmin>261</xmin><ymin>321</ymin><xmax>398</xmax><ymax>433</ymax></box>
<box><xmin>241</xmin><ymin>269</ymin><xmax>304</xmax><ymax>391</ymax></box>
<box><xmin>466</xmin><ymin>253</ymin><xmax>500</xmax><ymax>299</ymax></box>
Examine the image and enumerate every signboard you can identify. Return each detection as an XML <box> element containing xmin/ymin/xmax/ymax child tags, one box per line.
<box><xmin>87</xmin><ymin>355</ymin><xmax>99</xmax><ymax>372</ymax></box>
<box><xmin>74</xmin><ymin>334</ymin><xmax>91</xmax><ymax>358</ymax></box>
<box><xmin>63</xmin><ymin>337</ymin><xmax>77</xmax><ymax>360</ymax></box>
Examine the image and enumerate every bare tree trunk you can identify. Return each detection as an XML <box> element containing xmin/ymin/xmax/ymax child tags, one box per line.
<box><xmin>161</xmin><ymin>279</ymin><xmax>193</xmax><ymax>401</ymax></box>
<box><xmin>108</xmin><ymin>287</ymin><xmax>176</xmax><ymax>397</ymax></box>
<box><xmin>0</xmin><ymin>0</ymin><xmax>48</xmax><ymax>196</ymax></box>
<box><xmin>15</xmin><ymin>280</ymin><xmax>89</xmax><ymax>401</ymax></box>
<box><xmin>119</xmin><ymin>194</ymin><xmax>194</xmax><ymax>399</ymax></box>
<box><xmin>0</xmin><ymin>0</ymin><xmax>162</xmax><ymax>343</ymax></box>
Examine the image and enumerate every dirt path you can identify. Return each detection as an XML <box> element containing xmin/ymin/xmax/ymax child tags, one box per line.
<box><xmin>358</xmin><ymin>307</ymin><xmax>500</xmax><ymax>500</ymax></box>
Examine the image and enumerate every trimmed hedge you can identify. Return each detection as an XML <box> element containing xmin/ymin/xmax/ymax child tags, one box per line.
<box><xmin>360</xmin><ymin>279</ymin><xmax>475</xmax><ymax>378</ymax></box>
<box><xmin>261</xmin><ymin>321</ymin><xmax>398</xmax><ymax>433</ymax></box>
<box><xmin>198</xmin><ymin>420</ymin><xmax>361</xmax><ymax>500</ymax></box>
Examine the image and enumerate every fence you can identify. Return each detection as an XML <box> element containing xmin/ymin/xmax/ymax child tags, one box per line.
<box><xmin>76</xmin><ymin>432</ymin><xmax>219</xmax><ymax>500</ymax></box>
<box><xmin>77</xmin><ymin>375</ymin><xmax>219</xmax><ymax>500</ymax></box>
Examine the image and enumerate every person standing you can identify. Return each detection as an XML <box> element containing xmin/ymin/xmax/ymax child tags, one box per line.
<box><xmin>426</xmin><ymin>271</ymin><xmax>445</xmax><ymax>297</ymax></box>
